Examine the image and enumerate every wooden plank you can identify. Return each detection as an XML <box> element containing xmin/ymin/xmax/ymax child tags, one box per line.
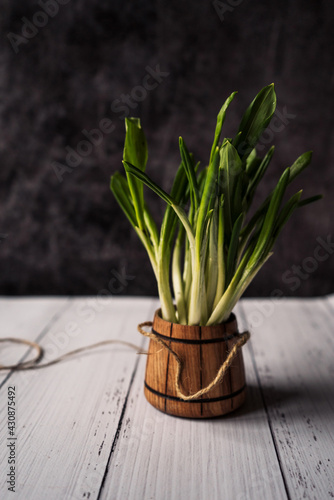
<box><xmin>240</xmin><ymin>297</ymin><xmax>334</xmax><ymax>500</ymax></box>
<box><xmin>0</xmin><ymin>297</ymin><xmax>69</xmax><ymax>386</ymax></box>
<box><xmin>100</xmin><ymin>302</ymin><xmax>288</xmax><ymax>500</ymax></box>
<box><xmin>0</xmin><ymin>297</ymin><xmax>156</xmax><ymax>500</ymax></box>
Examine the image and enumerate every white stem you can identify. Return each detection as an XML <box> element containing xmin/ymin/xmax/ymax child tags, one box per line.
<box><xmin>172</xmin><ymin>238</ymin><xmax>187</xmax><ymax>324</ymax></box>
<box><xmin>206</xmin><ymin>252</ymin><xmax>273</xmax><ymax>325</ymax></box>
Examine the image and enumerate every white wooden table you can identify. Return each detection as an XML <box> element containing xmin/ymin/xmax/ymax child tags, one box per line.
<box><xmin>0</xmin><ymin>296</ymin><xmax>333</xmax><ymax>500</ymax></box>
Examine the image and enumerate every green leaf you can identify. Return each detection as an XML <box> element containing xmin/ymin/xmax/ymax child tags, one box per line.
<box><xmin>123</xmin><ymin>117</ymin><xmax>148</xmax><ymax>170</ymax></box>
<box><xmin>195</xmin><ymin>147</ymin><xmax>220</xmax><ymax>255</ymax></box>
<box><xmin>245</xmin><ymin>147</ymin><xmax>257</xmax><ymax>173</ymax></box>
<box><xmin>219</xmin><ymin>140</ymin><xmax>243</xmax><ymax>236</ymax></box>
<box><xmin>123</xmin><ymin>118</ymin><xmax>148</xmax><ymax>230</ymax></box>
<box><xmin>246</xmin><ymin>146</ymin><xmax>275</xmax><ymax>208</ymax></box>
<box><xmin>123</xmin><ymin>160</ymin><xmax>174</xmax><ymax>206</ymax></box>
<box><xmin>245</xmin><ymin>156</ymin><xmax>262</xmax><ymax>178</ymax></box>
<box><xmin>297</xmin><ymin>194</ymin><xmax>323</xmax><ymax>208</ymax></box>
<box><xmin>213</xmin><ymin>194</ymin><xmax>225</xmax><ymax>308</ymax></box>
<box><xmin>205</xmin><ymin>203</ymin><xmax>219</xmax><ymax>313</ymax></box>
<box><xmin>289</xmin><ymin>151</ymin><xmax>312</xmax><ymax>182</ymax></box>
<box><xmin>160</xmin><ymin>161</ymin><xmax>189</xmax><ymax>248</ymax></box>
<box><xmin>197</xmin><ymin>166</ymin><xmax>208</xmax><ymax>196</ymax></box>
<box><xmin>123</xmin><ymin>160</ymin><xmax>195</xmax><ymax>249</ymax></box>
<box><xmin>111</xmin><ymin>86</ymin><xmax>321</xmax><ymax>326</ymax></box>
<box><xmin>110</xmin><ymin>172</ymin><xmax>137</xmax><ymax>228</ymax></box>
<box><xmin>249</xmin><ymin>167</ymin><xmax>290</xmax><ymax>265</ymax></box>
<box><xmin>233</xmin><ymin>170</ymin><xmax>248</xmax><ymax>217</ymax></box>
<box><xmin>111</xmin><ymin>172</ymin><xmax>158</xmax><ymax>280</ymax></box>
<box><xmin>226</xmin><ymin>212</ymin><xmax>244</xmax><ymax>285</ymax></box>
<box><xmin>233</xmin><ymin>84</ymin><xmax>276</xmax><ymax>159</ymax></box>
<box><xmin>143</xmin><ymin>204</ymin><xmax>159</xmax><ymax>250</ymax></box>
<box><xmin>210</xmin><ymin>91</ymin><xmax>237</xmax><ymax>164</ymax></box>
<box><xmin>179</xmin><ymin>137</ymin><xmax>200</xmax><ymax>211</ymax></box>
<box><xmin>272</xmin><ymin>190</ymin><xmax>302</xmax><ymax>243</ymax></box>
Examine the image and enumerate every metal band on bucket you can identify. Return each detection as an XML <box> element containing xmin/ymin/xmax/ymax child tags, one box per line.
<box><xmin>144</xmin><ymin>381</ymin><xmax>246</xmax><ymax>404</ymax></box>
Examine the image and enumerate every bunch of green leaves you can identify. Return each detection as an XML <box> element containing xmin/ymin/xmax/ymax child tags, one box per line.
<box><xmin>110</xmin><ymin>84</ymin><xmax>321</xmax><ymax>325</ymax></box>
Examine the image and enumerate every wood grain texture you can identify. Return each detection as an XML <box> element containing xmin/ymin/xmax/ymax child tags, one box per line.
<box><xmin>101</xmin><ymin>302</ymin><xmax>288</xmax><ymax>500</ymax></box>
<box><xmin>144</xmin><ymin>310</ymin><xmax>246</xmax><ymax>418</ymax></box>
<box><xmin>0</xmin><ymin>297</ymin><xmax>69</xmax><ymax>386</ymax></box>
<box><xmin>240</xmin><ymin>297</ymin><xmax>334</xmax><ymax>500</ymax></box>
<box><xmin>1</xmin><ymin>296</ymin><xmax>333</xmax><ymax>500</ymax></box>
<box><xmin>0</xmin><ymin>297</ymin><xmax>156</xmax><ymax>500</ymax></box>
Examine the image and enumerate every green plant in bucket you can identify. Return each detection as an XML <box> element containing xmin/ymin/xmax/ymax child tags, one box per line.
<box><xmin>110</xmin><ymin>84</ymin><xmax>321</xmax><ymax>326</ymax></box>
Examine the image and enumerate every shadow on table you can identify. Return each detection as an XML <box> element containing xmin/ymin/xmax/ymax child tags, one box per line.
<box><xmin>223</xmin><ymin>380</ymin><xmax>334</xmax><ymax>421</ymax></box>
<box><xmin>206</xmin><ymin>382</ymin><xmax>299</xmax><ymax>421</ymax></box>
<box><xmin>223</xmin><ymin>383</ymin><xmax>298</xmax><ymax>420</ymax></box>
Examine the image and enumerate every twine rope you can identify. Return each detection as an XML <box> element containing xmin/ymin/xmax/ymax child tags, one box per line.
<box><xmin>137</xmin><ymin>321</ymin><xmax>250</xmax><ymax>401</ymax></box>
<box><xmin>0</xmin><ymin>338</ymin><xmax>146</xmax><ymax>371</ymax></box>
<box><xmin>0</xmin><ymin>322</ymin><xmax>250</xmax><ymax>401</ymax></box>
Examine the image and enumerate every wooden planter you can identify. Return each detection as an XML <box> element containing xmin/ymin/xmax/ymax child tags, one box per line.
<box><xmin>144</xmin><ymin>309</ymin><xmax>247</xmax><ymax>418</ymax></box>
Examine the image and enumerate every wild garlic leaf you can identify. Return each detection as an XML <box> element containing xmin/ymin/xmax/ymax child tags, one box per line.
<box><xmin>250</xmin><ymin>167</ymin><xmax>290</xmax><ymax>265</ymax></box>
<box><xmin>226</xmin><ymin>212</ymin><xmax>244</xmax><ymax>286</ymax></box>
<box><xmin>179</xmin><ymin>137</ymin><xmax>200</xmax><ymax>211</ymax></box>
<box><xmin>112</xmin><ymin>86</ymin><xmax>320</xmax><ymax>325</ymax></box>
<box><xmin>246</xmin><ymin>146</ymin><xmax>275</xmax><ymax>208</ymax></box>
<box><xmin>210</xmin><ymin>91</ymin><xmax>237</xmax><ymax>164</ymax></box>
<box><xmin>219</xmin><ymin>140</ymin><xmax>243</xmax><ymax>237</ymax></box>
<box><xmin>123</xmin><ymin>118</ymin><xmax>148</xmax><ymax>230</ymax></box>
<box><xmin>110</xmin><ymin>172</ymin><xmax>137</xmax><ymax>227</ymax></box>
<box><xmin>123</xmin><ymin>160</ymin><xmax>174</xmax><ymax>206</ymax></box>
<box><xmin>233</xmin><ymin>83</ymin><xmax>276</xmax><ymax>160</ymax></box>
<box><xmin>196</xmin><ymin>147</ymin><xmax>220</xmax><ymax>255</ymax></box>
<box><xmin>289</xmin><ymin>151</ymin><xmax>312</xmax><ymax>182</ymax></box>
<box><xmin>123</xmin><ymin>117</ymin><xmax>148</xmax><ymax>171</ymax></box>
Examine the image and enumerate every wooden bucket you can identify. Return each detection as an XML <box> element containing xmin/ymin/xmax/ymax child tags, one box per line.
<box><xmin>144</xmin><ymin>309</ymin><xmax>247</xmax><ymax>418</ymax></box>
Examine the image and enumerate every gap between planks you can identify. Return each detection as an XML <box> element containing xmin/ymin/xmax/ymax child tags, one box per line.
<box><xmin>0</xmin><ymin>298</ymin><xmax>71</xmax><ymax>389</ymax></box>
<box><xmin>238</xmin><ymin>301</ymin><xmax>292</xmax><ymax>500</ymax></box>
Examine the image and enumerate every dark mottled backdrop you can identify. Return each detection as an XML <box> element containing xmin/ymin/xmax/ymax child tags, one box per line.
<box><xmin>0</xmin><ymin>0</ymin><xmax>333</xmax><ymax>298</ymax></box>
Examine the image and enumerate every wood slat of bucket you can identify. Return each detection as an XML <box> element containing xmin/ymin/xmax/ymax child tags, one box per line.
<box><xmin>144</xmin><ymin>311</ymin><xmax>202</xmax><ymax>418</ymax></box>
<box><xmin>227</xmin><ymin>333</ymin><xmax>246</xmax><ymax>412</ymax></box>
<box><xmin>201</xmin><ymin>323</ymin><xmax>232</xmax><ymax>417</ymax></box>
<box><xmin>201</xmin><ymin>316</ymin><xmax>246</xmax><ymax>417</ymax></box>
<box><xmin>165</xmin><ymin>323</ymin><xmax>202</xmax><ymax>418</ymax></box>
<box><xmin>144</xmin><ymin>310</ymin><xmax>246</xmax><ymax>418</ymax></box>
<box><xmin>144</xmin><ymin>312</ymin><xmax>171</xmax><ymax>414</ymax></box>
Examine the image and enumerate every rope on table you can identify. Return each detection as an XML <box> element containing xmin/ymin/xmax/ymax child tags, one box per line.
<box><xmin>0</xmin><ymin>322</ymin><xmax>250</xmax><ymax>390</ymax></box>
<box><xmin>0</xmin><ymin>337</ymin><xmax>147</xmax><ymax>371</ymax></box>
